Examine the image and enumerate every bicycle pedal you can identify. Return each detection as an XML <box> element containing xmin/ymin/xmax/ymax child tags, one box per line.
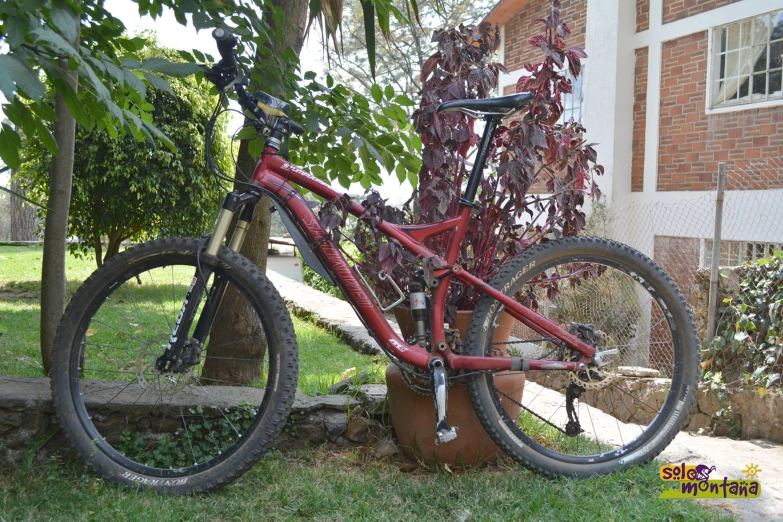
<box><xmin>436</xmin><ymin>426</ymin><xmax>458</xmax><ymax>445</ymax></box>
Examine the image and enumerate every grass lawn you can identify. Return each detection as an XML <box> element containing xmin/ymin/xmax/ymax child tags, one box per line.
<box><xmin>0</xmin><ymin>244</ymin><xmax>383</xmax><ymax>395</ymax></box>
<box><xmin>0</xmin><ymin>447</ymin><xmax>735</xmax><ymax>522</ymax></box>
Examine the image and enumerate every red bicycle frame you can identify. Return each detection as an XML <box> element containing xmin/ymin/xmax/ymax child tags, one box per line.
<box><xmin>246</xmin><ymin>147</ymin><xmax>595</xmax><ymax>372</ymax></box>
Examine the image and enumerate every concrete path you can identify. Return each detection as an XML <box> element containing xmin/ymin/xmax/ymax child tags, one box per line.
<box><xmin>268</xmin><ymin>271</ymin><xmax>393</xmax><ymax>355</ymax></box>
<box><xmin>270</xmin><ymin>273</ymin><xmax>783</xmax><ymax>522</ymax></box>
<box><xmin>524</xmin><ymin>381</ymin><xmax>783</xmax><ymax>522</ymax></box>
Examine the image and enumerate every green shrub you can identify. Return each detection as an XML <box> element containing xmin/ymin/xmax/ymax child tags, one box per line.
<box><xmin>302</xmin><ymin>265</ymin><xmax>345</xmax><ymax>300</ymax></box>
<box><xmin>705</xmin><ymin>251</ymin><xmax>783</xmax><ymax>390</ymax></box>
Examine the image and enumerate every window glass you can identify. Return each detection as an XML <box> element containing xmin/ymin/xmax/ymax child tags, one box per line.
<box><xmin>712</xmin><ymin>10</ymin><xmax>783</xmax><ymax>108</ymax></box>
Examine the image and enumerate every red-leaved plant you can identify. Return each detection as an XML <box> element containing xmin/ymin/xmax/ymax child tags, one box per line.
<box><xmin>408</xmin><ymin>1</ymin><xmax>602</xmax><ymax>317</ymax></box>
<box><xmin>320</xmin><ymin>1</ymin><xmax>602</xmax><ymax>320</ymax></box>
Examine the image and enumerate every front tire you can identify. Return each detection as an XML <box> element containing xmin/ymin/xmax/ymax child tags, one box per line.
<box><xmin>51</xmin><ymin>238</ymin><xmax>298</xmax><ymax>494</ymax></box>
<box><xmin>465</xmin><ymin>237</ymin><xmax>699</xmax><ymax>477</ymax></box>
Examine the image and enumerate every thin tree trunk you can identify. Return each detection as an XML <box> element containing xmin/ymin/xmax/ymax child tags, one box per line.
<box><xmin>40</xmin><ymin>56</ymin><xmax>78</xmax><ymax>375</ymax></box>
<box><xmin>201</xmin><ymin>0</ymin><xmax>308</xmax><ymax>384</ymax></box>
<box><xmin>10</xmin><ymin>175</ymin><xmax>39</xmax><ymax>241</ymax></box>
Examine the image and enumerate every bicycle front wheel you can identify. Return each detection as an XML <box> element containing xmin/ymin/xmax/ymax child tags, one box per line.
<box><xmin>51</xmin><ymin>238</ymin><xmax>298</xmax><ymax>494</ymax></box>
<box><xmin>465</xmin><ymin>236</ymin><xmax>699</xmax><ymax>477</ymax></box>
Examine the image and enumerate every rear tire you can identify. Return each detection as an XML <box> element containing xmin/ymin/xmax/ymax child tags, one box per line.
<box><xmin>51</xmin><ymin>238</ymin><xmax>298</xmax><ymax>494</ymax></box>
<box><xmin>465</xmin><ymin>236</ymin><xmax>699</xmax><ymax>477</ymax></box>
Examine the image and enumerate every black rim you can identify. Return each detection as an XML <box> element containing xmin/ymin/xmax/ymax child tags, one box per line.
<box><xmin>67</xmin><ymin>249</ymin><xmax>279</xmax><ymax>478</ymax></box>
<box><xmin>483</xmin><ymin>252</ymin><xmax>686</xmax><ymax>465</ymax></box>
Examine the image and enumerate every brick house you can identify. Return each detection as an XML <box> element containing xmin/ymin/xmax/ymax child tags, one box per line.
<box><xmin>485</xmin><ymin>0</ymin><xmax>783</xmax><ymax>299</ymax></box>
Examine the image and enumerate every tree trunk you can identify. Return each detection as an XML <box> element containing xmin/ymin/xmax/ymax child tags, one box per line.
<box><xmin>40</xmin><ymin>56</ymin><xmax>78</xmax><ymax>375</ymax></box>
<box><xmin>10</xmin><ymin>175</ymin><xmax>39</xmax><ymax>241</ymax></box>
<box><xmin>201</xmin><ymin>0</ymin><xmax>308</xmax><ymax>384</ymax></box>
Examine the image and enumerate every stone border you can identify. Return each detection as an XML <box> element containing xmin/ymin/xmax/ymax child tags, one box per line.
<box><xmin>0</xmin><ymin>376</ymin><xmax>388</xmax><ymax>462</ymax></box>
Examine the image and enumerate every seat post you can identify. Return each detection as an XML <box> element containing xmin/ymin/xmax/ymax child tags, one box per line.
<box><xmin>462</xmin><ymin>117</ymin><xmax>500</xmax><ymax>204</ymax></box>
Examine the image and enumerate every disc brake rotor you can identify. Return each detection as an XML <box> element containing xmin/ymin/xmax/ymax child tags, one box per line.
<box><xmin>135</xmin><ymin>335</ymin><xmax>195</xmax><ymax>396</ymax></box>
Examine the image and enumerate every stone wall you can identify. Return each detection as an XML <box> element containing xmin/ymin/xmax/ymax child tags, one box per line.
<box><xmin>0</xmin><ymin>376</ymin><xmax>387</xmax><ymax>463</ymax></box>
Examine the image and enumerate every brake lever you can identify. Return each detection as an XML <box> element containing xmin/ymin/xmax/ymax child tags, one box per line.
<box><xmin>221</xmin><ymin>70</ymin><xmax>245</xmax><ymax>94</ymax></box>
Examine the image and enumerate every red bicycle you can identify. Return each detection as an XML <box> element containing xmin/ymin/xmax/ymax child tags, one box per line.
<box><xmin>52</xmin><ymin>30</ymin><xmax>699</xmax><ymax>493</ymax></box>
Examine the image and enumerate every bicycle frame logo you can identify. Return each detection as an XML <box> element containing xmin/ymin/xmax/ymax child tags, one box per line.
<box><xmin>252</xmin><ymin>147</ymin><xmax>596</xmax><ymax>372</ymax></box>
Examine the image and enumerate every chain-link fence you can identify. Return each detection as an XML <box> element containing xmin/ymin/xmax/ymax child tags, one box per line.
<box><xmin>586</xmin><ymin>157</ymin><xmax>783</xmax><ymax>384</ymax></box>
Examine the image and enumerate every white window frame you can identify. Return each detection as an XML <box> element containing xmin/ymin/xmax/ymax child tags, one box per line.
<box><xmin>700</xmin><ymin>238</ymin><xmax>783</xmax><ymax>267</ymax></box>
<box><xmin>558</xmin><ymin>66</ymin><xmax>586</xmax><ymax>124</ymax></box>
<box><xmin>706</xmin><ymin>9</ymin><xmax>783</xmax><ymax>115</ymax></box>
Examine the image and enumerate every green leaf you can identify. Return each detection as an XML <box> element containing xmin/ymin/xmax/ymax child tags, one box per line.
<box><xmin>30</xmin><ymin>101</ymin><xmax>57</xmax><ymax>123</ymax></box>
<box><xmin>123</xmin><ymin>69</ymin><xmax>147</xmax><ymax>98</ymax></box>
<box><xmin>31</xmin><ymin>27</ymin><xmax>78</xmax><ymax>56</ymax></box>
<box><xmin>50</xmin><ymin>4</ymin><xmax>78</xmax><ymax>44</ymax></box>
<box><xmin>234</xmin><ymin>126</ymin><xmax>258</xmax><ymax>141</ymax></box>
<box><xmin>407</xmin><ymin>170</ymin><xmax>418</xmax><ymax>189</ymax></box>
<box><xmin>370</xmin><ymin>84</ymin><xmax>383</xmax><ymax>104</ymax></box>
<box><xmin>4</xmin><ymin>99</ymin><xmax>36</xmax><ymax>137</ymax></box>
<box><xmin>248</xmin><ymin>138</ymin><xmax>264</xmax><ymax>160</ymax></box>
<box><xmin>140</xmin><ymin>58</ymin><xmax>202</xmax><ymax>78</ymax></box>
<box><xmin>372</xmin><ymin>113</ymin><xmax>392</xmax><ymax>129</ymax></box>
<box><xmin>384</xmin><ymin>84</ymin><xmax>394</xmax><ymax>101</ymax></box>
<box><xmin>360</xmin><ymin>0</ymin><xmax>376</xmax><ymax>80</ymax></box>
<box><xmin>394</xmin><ymin>94</ymin><xmax>415</xmax><ymax>107</ymax></box>
<box><xmin>34</xmin><ymin>118</ymin><xmax>58</xmax><ymax>155</ymax></box>
<box><xmin>0</xmin><ymin>55</ymin><xmax>46</xmax><ymax>101</ymax></box>
<box><xmin>142</xmin><ymin>71</ymin><xmax>174</xmax><ymax>95</ymax></box>
<box><xmin>0</xmin><ymin>123</ymin><xmax>22</xmax><ymax>170</ymax></box>
<box><xmin>78</xmin><ymin>60</ymin><xmax>111</xmax><ymax>103</ymax></box>
<box><xmin>52</xmin><ymin>77</ymin><xmax>90</xmax><ymax>127</ymax></box>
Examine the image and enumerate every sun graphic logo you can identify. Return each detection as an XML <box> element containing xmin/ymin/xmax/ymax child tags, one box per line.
<box><xmin>742</xmin><ymin>463</ymin><xmax>762</xmax><ymax>479</ymax></box>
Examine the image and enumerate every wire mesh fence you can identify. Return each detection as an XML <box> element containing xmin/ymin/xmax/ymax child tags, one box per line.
<box><xmin>585</xmin><ymin>157</ymin><xmax>783</xmax><ymax>384</ymax></box>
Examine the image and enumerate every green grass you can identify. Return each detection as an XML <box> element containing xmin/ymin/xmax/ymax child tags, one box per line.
<box><xmin>0</xmin><ymin>448</ymin><xmax>735</xmax><ymax>522</ymax></box>
<box><xmin>0</xmin><ymin>245</ymin><xmax>382</xmax><ymax>395</ymax></box>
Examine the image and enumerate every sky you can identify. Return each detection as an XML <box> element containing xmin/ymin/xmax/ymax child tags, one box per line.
<box><xmin>106</xmin><ymin>0</ymin><xmax>414</xmax><ymax>204</ymax></box>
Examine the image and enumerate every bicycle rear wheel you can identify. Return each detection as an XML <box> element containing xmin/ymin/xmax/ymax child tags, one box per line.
<box><xmin>465</xmin><ymin>236</ymin><xmax>699</xmax><ymax>477</ymax></box>
<box><xmin>51</xmin><ymin>238</ymin><xmax>298</xmax><ymax>494</ymax></box>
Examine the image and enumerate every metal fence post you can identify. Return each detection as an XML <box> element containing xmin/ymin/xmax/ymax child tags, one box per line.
<box><xmin>706</xmin><ymin>162</ymin><xmax>727</xmax><ymax>343</ymax></box>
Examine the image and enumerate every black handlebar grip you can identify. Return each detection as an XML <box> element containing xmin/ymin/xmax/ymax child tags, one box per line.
<box><xmin>212</xmin><ymin>28</ymin><xmax>238</xmax><ymax>68</ymax></box>
<box><xmin>288</xmin><ymin>120</ymin><xmax>305</xmax><ymax>135</ymax></box>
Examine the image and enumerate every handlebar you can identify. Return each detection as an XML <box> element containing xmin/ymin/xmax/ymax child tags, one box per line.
<box><xmin>212</xmin><ymin>28</ymin><xmax>238</xmax><ymax>68</ymax></box>
<box><xmin>209</xmin><ymin>28</ymin><xmax>304</xmax><ymax>136</ymax></box>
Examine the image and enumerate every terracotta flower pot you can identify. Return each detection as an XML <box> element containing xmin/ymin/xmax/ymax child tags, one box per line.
<box><xmin>387</xmin><ymin>308</ymin><xmax>525</xmax><ymax>466</ymax></box>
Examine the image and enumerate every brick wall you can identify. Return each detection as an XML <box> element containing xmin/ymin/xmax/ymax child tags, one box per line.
<box><xmin>503</xmin><ymin>0</ymin><xmax>587</xmax><ymax>72</ymax></box>
<box><xmin>662</xmin><ymin>0</ymin><xmax>743</xmax><ymax>24</ymax></box>
<box><xmin>632</xmin><ymin>47</ymin><xmax>649</xmax><ymax>192</ymax></box>
<box><xmin>637</xmin><ymin>0</ymin><xmax>650</xmax><ymax>32</ymax></box>
<box><xmin>658</xmin><ymin>31</ymin><xmax>783</xmax><ymax>191</ymax></box>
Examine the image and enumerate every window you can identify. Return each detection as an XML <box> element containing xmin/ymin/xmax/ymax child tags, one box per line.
<box><xmin>559</xmin><ymin>68</ymin><xmax>585</xmax><ymax>123</ymax></box>
<box><xmin>711</xmin><ymin>10</ymin><xmax>783</xmax><ymax>108</ymax></box>
<box><xmin>702</xmin><ymin>239</ymin><xmax>782</xmax><ymax>267</ymax></box>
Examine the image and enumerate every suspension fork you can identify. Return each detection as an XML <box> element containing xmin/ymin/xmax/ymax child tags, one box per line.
<box><xmin>156</xmin><ymin>191</ymin><xmax>259</xmax><ymax>371</ymax></box>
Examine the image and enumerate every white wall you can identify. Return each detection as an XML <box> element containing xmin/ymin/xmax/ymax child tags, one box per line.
<box><xmin>497</xmin><ymin>0</ymin><xmax>783</xmax><ymax>258</ymax></box>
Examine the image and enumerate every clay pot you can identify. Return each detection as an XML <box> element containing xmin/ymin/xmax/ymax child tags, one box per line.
<box><xmin>387</xmin><ymin>308</ymin><xmax>525</xmax><ymax>466</ymax></box>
